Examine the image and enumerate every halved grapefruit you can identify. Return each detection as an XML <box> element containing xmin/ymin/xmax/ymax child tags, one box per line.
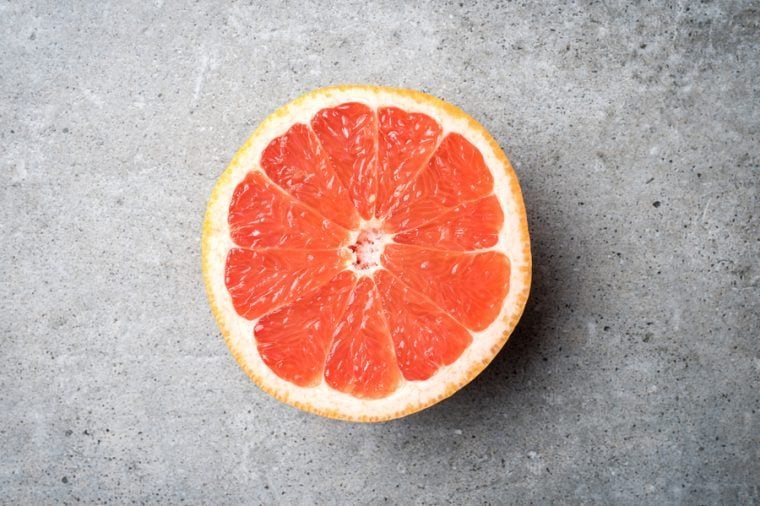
<box><xmin>202</xmin><ymin>85</ymin><xmax>531</xmax><ymax>421</ymax></box>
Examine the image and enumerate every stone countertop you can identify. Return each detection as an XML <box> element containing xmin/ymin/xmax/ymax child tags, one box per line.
<box><xmin>2</xmin><ymin>1</ymin><xmax>758</xmax><ymax>504</ymax></box>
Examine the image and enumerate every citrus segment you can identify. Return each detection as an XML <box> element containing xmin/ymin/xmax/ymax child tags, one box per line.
<box><xmin>392</xmin><ymin>195</ymin><xmax>504</xmax><ymax>251</ymax></box>
<box><xmin>255</xmin><ymin>271</ymin><xmax>356</xmax><ymax>387</ymax></box>
<box><xmin>229</xmin><ymin>171</ymin><xmax>349</xmax><ymax>249</ymax></box>
<box><xmin>374</xmin><ymin>269</ymin><xmax>472</xmax><ymax>381</ymax></box>
<box><xmin>323</xmin><ymin>277</ymin><xmax>401</xmax><ymax>399</ymax></box>
<box><xmin>260</xmin><ymin>123</ymin><xmax>360</xmax><ymax>229</ymax></box>
<box><xmin>375</xmin><ymin>107</ymin><xmax>442</xmax><ymax>218</ymax></box>
<box><xmin>311</xmin><ymin>103</ymin><xmax>378</xmax><ymax>220</ymax></box>
<box><xmin>381</xmin><ymin>244</ymin><xmax>510</xmax><ymax>331</ymax></box>
<box><xmin>385</xmin><ymin>132</ymin><xmax>494</xmax><ymax>232</ymax></box>
<box><xmin>225</xmin><ymin>248</ymin><xmax>349</xmax><ymax>320</ymax></box>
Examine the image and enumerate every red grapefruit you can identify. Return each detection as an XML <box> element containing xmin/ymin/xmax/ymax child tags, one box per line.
<box><xmin>202</xmin><ymin>85</ymin><xmax>531</xmax><ymax>421</ymax></box>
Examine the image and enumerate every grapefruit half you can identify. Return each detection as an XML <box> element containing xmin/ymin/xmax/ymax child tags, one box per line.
<box><xmin>202</xmin><ymin>85</ymin><xmax>531</xmax><ymax>421</ymax></box>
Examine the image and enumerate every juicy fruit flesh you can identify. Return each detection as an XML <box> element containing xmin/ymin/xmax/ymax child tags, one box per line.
<box><xmin>225</xmin><ymin>102</ymin><xmax>510</xmax><ymax>399</ymax></box>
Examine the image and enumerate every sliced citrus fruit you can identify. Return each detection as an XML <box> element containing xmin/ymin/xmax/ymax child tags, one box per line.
<box><xmin>202</xmin><ymin>85</ymin><xmax>531</xmax><ymax>421</ymax></box>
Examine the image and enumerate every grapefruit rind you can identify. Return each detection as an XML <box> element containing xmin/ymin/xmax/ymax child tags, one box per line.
<box><xmin>202</xmin><ymin>85</ymin><xmax>532</xmax><ymax>422</ymax></box>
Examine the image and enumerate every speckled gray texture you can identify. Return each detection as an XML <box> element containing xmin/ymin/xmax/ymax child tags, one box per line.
<box><xmin>1</xmin><ymin>1</ymin><xmax>758</xmax><ymax>504</ymax></box>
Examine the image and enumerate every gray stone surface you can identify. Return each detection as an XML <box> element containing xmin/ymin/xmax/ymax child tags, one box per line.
<box><xmin>1</xmin><ymin>1</ymin><xmax>758</xmax><ymax>504</ymax></box>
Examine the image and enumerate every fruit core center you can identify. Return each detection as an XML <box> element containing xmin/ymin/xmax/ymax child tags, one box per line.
<box><xmin>349</xmin><ymin>228</ymin><xmax>384</xmax><ymax>269</ymax></box>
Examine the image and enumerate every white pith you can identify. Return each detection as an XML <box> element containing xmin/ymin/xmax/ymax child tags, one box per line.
<box><xmin>347</xmin><ymin>222</ymin><xmax>386</xmax><ymax>273</ymax></box>
<box><xmin>203</xmin><ymin>87</ymin><xmax>531</xmax><ymax>420</ymax></box>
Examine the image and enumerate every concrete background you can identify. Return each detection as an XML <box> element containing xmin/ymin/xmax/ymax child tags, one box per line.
<box><xmin>1</xmin><ymin>1</ymin><xmax>758</xmax><ymax>504</ymax></box>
